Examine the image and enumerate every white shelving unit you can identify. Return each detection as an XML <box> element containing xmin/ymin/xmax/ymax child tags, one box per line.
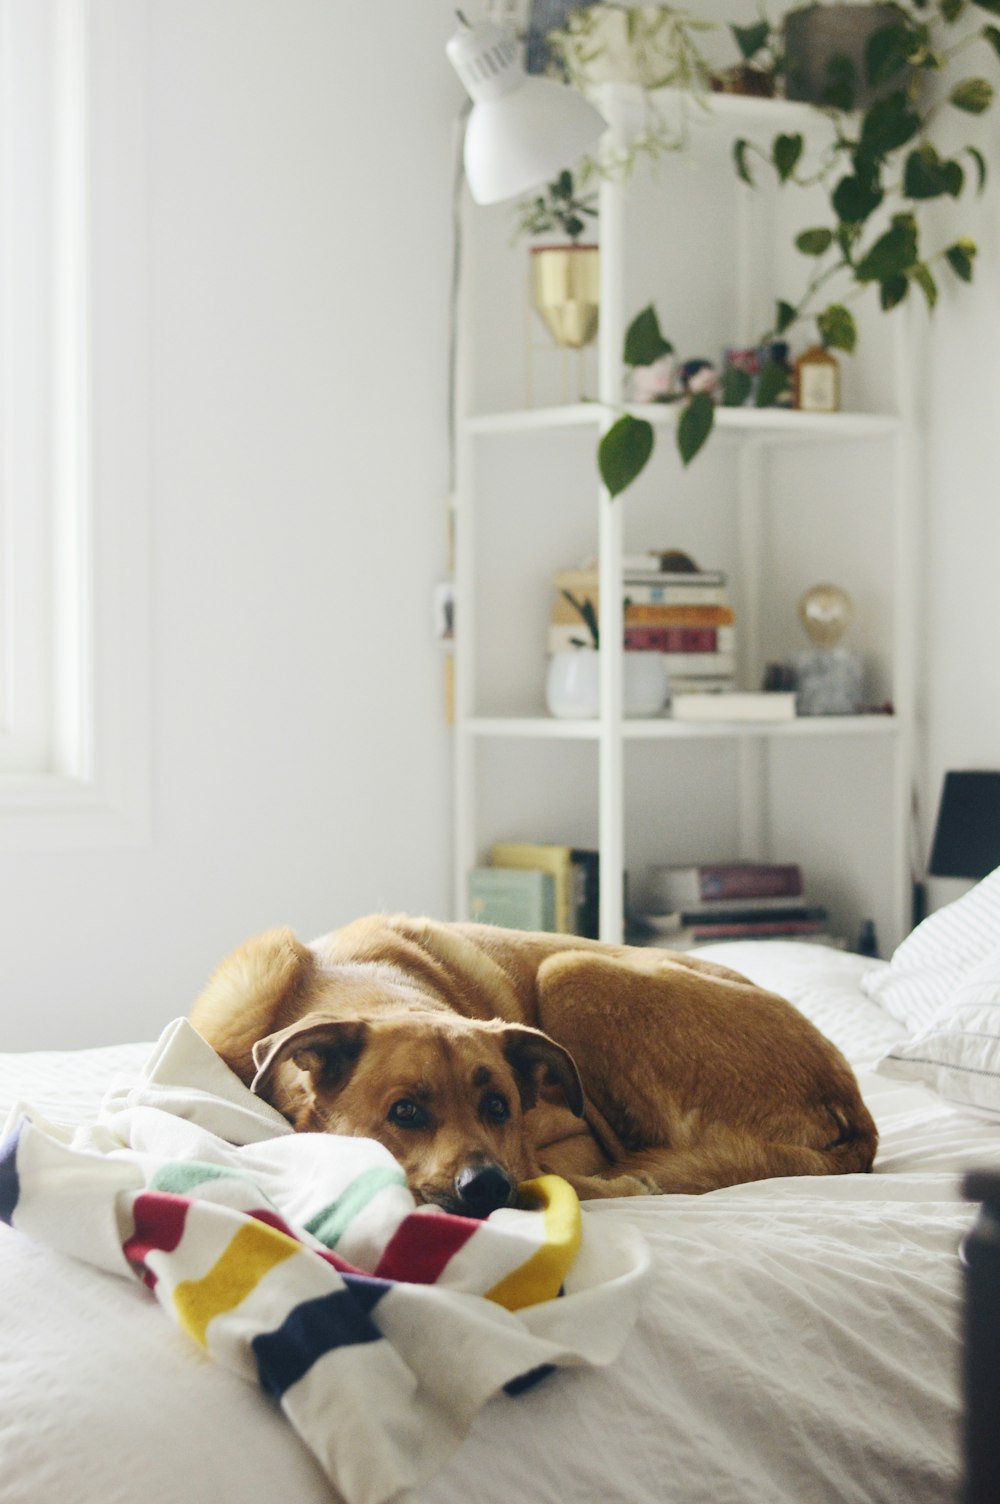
<box><xmin>453</xmin><ymin>83</ymin><xmax>917</xmax><ymax>953</ymax></box>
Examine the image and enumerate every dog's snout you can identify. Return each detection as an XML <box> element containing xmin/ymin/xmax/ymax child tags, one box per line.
<box><xmin>454</xmin><ymin>1165</ymin><xmax>514</xmax><ymax>1218</ymax></box>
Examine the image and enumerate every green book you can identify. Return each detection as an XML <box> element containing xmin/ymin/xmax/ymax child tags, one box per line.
<box><xmin>467</xmin><ymin>867</ymin><xmax>556</xmax><ymax>932</ymax></box>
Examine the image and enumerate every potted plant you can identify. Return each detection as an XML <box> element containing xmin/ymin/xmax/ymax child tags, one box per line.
<box><xmin>533</xmin><ymin>1</ymin><xmax>1000</xmax><ymax>490</ymax></box>
<box><xmin>545</xmin><ymin>586</ymin><xmax>669</xmax><ymax>717</ymax></box>
<box><xmin>514</xmin><ymin>170</ymin><xmax>600</xmax><ymax>348</ymax></box>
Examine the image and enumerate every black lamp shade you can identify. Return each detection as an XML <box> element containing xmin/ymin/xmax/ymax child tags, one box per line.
<box><xmin>929</xmin><ymin>772</ymin><xmax>1000</xmax><ymax>880</ymax></box>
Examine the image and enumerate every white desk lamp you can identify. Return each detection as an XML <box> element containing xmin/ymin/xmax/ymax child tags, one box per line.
<box><xmin>445</xmin><ymin>12</ymin><xmax>605</xmax><ymax>204</ymax></box>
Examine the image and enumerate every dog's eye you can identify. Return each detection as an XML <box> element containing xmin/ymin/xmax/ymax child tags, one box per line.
<box><xmin>388</xmin><ymin>1098</ymin><xmax>427</xmax><ymax>1129</ymax></box>
<box><xmin>482</xmin><ymin>1091</ymin><xmax>510</xmax><ymax>1124</ymax></box>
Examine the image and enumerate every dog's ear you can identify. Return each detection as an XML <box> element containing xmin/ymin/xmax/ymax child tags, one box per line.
<box><xmin>501</xmin><ymin>1025</ymin><xmax>584</xmax><ymax>1116</ymax></box>
<box><xmin>250</xmin><ymin>1018</ymin><xmax>369</xmax><ymax>1101</ymax></box>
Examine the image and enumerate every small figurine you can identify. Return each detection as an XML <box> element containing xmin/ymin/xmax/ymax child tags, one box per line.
<box><xmin>677</xmin><ymin>358</ymin><xmax>719</xmax><ymax>398</ymax></box>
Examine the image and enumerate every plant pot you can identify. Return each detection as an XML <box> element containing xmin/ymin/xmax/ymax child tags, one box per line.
<box><xmin>531</xmin><ymin>244</ymin><xmax>600</xmax><ymax>350</ymax></box>
<box><xmin>545</xmin><ymin>649</ymin><xmax>669</xmax><ymax>719</ymax></box>
<box><xmin>783</xmin><ymin>4</ymin><xmax>906</xmax><ymax>111</ymax></box>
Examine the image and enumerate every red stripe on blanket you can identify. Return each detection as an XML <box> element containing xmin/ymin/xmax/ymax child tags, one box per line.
<box><xmin>375</xmin><ymin>1211</ymin><xmax>478</xmax><ymax>1285</ymax></box>
<box><xmin>123</xmin><ymin>1192</ymin><xmax>190</xmax><ymax>1289</ymax></box>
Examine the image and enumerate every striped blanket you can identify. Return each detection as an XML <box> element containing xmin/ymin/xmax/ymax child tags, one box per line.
<box><xmin>0</xmin><ymin>1019</ymin><xmax>649</xmax><ymax>1504</ymax></box>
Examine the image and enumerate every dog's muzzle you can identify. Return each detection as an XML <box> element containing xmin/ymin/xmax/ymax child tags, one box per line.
<box><xmin>453</xmin><ymin>1164</ymin><xmax>515</xmax><ymax>1218</ymax></box>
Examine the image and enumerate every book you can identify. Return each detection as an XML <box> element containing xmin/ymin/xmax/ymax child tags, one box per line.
<box><xmin>547</xmin><ymin>627</ymin><xmax>734</xmax><ymax>658</ymax></box>
<box><xmin>490</xmin><ymin>842</ymin><xmax>576</xmax><ymax>933</ymax></box>
<box><xmin>630</xmin><ymin>927</ymin><xmax>845</xmax><ymax>952</ymax></box>
<box><xmin>648</xmin><ymin>862</ymin><xmax>804</xmax><ymax>906</ymax></box>
<box><xmin>468</xmin><ymin>867</ymin><xmax>555</xmax><ymax>931</ymax></box>
<box><xmin>625</xmin><ymin>626</ymin><xmax>734</xmax><ymax>653</ymax></box>
<box><xmin>571</xmin><ymin>847</ymin><xmax>600</xmax><ymax>939</ymax></box>
<box><xmin>640</xmin><ymin>902</ymin><xmax>828</xmax><ymax>927</ymax></box>
<box><xmin>624</xmin><ymin>604</ymin><xmax>735</xmax><ymax>626</ymax></box>
<box><xmin>670</xmin><ymin>691</ymin><xmax>797</xmax><ymax>721</ymax></box>
<box><xmin>662</xmin><ymin>652</ymin><xmax>736</xmax><ymax>677</ymax></box>
<box><xmin>550</xmin><ymin>598</ymin><xmax>734</xmax><ymax>627</ymax></box>
<box><xmin>550</xmin><ymin>568</ymin><xmax>730</xmax><ymax>604</ymax></box>
<box><xmin>685</xmin><ymin>917</ymin><xmax>828</xmax><ymax>939</ymax></box>
<box><xmin>675</xmin><ymin>894</ymin><xmax>824</xmax><ymax>916</ymax></box>
<box><xmin>574</xmin><ymin>560</ymin><xmax>728</xmax><ymax>585</ymax></box>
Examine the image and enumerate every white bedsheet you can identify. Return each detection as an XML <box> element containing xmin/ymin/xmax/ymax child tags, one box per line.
<box><xmin>2</xmin><ymin>941</ymin><xmax>999</xmax><ymax>1504</ymax></box>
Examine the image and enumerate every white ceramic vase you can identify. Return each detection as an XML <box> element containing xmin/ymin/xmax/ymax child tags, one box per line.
<box><xmin>545</xmin><ymin>649</ymin><xmax>668</xmax><ymax>719</ymax></box>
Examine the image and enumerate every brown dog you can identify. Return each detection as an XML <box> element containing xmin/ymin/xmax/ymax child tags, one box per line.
<box><xmin>190</xmin><ymin>914</ymin><xmax>877</xmax><ymax>1218</ymax></box>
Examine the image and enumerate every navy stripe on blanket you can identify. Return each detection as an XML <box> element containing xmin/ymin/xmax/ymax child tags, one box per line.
<box><xmin>253</xmin><ymin>1275</ymin><xmax>390</xmax><ymax>1400</ymax></box>
<box><xmin>0</xmin><ymin>1118</ymin><xmax>23</xmax><ymax>1225</ymax></box>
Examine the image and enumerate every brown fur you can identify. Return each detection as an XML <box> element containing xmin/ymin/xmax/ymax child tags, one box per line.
<box><xmin>190</xmin><ymin>914</ymin><xmax>878</xmax><ymax>1216</ymax></box>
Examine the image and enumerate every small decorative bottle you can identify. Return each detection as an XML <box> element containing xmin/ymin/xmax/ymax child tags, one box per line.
<box><xmin>794</xmin><ymin>344</ymin><xmax>840</xmax><ymax>413</ymax></box>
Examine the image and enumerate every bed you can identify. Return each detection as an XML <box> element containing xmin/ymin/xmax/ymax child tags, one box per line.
<box><xmin>4</xmin><ymin>876</ymin><xmax>1000</xmax><ymax>1504</ymax></box>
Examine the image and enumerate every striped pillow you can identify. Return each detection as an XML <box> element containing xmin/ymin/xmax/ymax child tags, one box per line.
<box><xmin>860</xmin><ymin>865</ymin><xmax>1000</xmax><ymax>1032</ymax></box>
<box><xmin>875</xmin><ymin>944</ymin><xmax>1000</xmax><ymax>1117</ymax></box>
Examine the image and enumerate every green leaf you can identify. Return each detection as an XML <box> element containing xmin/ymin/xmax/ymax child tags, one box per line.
<box><xmin>775</xmin><ymin>300</ymin><xmax>797</xmax><ymax>335</ymax></box>
<box><xmin>553</xmin><ymin>170</ymin><xmax>573</xmax><ymax>199</ymax></box>
<box><xmin>677</xmin><ymin>394</ymin><xmax>715</xmax><ymax>467</ymax></box>
<box><xmin>865</xmin><ymin>23</ymin><xmax>912</xmax><ymax>87</ymax></box>
<box><xmin>732</xmin><ymin>20</ymin><xmax>770</xmax><ymax>59</ymax></box>
<box><xmin>855</xmin><ymin>215</ymin><xmax>919</xmax><ymax>282</ymax></box>
<box><xmin>904</xmin><ymin>143</ymin><xmax>965</xmax><ymax>198</ymax></box>
<box><xmin>985</xmin><ymin>24</ymin><xmax>1000</xmax><ymax>59</ymax></box>
<box><xmin>974</xmin><ymin>0</ymin><xmax>1000</xmax><ymax>17</ymax></box>
<box><xmin>859</xmin><ymin>92</ymin><xmax>922</xmax><ymax>154</ymax></box>
<box><xmin>911</xmin><ymin>264</ymin><xmax>938</xmax><ymax>309</ymax></box>
<box><xmin>773</xmin><ymin>133</ymin><xmax>804</xmax><ymax>182</ymax></box>
<box><xmin>821</xmin><ymin>56</ymin><xmax>857</xmax><ymax>112</ymax></box>
<box><xmin>721</xmin><ymin>366</ymin><xmax>753</xmax><ymax>407</ymax></box>
<box><xmin>880</xmin><ymin>275</ymin><xmax>909</xmax><ymax>310</ymax></box>
<box><xmin>945</xmin><ymin>238</ymin><xmax>977</xmax><ymax>281</ymax></box>
<box><xmin>560</xmin><ymin>590</ymin><xmax>600</xmax><ymax>649</ymax></box>
<box><xmin>755</xmin><ymin>360</ymin><xmax>790</xmax><ymax>408</ymax></box>
<box><xmin>733</xmin><ymin>139</ymin><xmax>756</xmax><ymax>187</ymax></box>
<box><xmin>623</xmin><ymin>306</ymin><xmax>673</xmax><ymax>367</ymax></box>
<box><xmin>965</xmin><ymin>146</ymin><xmax>988</xmax><ymax>192</ymax></box>
<box><xmin>951</xmin><ymin>78</ymin><xmax>993</xmax><ymax>112</ymax></box>
<box><xmin>796</xmin><ymin>227</ymin><xmax>834</xmax><ymax>255</ymax></box>
<box><xmin>817</xmin><ymin>304</ymin><xmax>857</xmax><ymax>353</ymax></box>
<box><xmin>941</xmin><ymin>0</ymin><xmax>965</xmax><ymax>18</ymax></box>
<box><xmin>598</xmin><ymin>415</ymin><xmax>654</xmax><ymax>497</ymax></box>
<box><xmin>832</xmin><ymin>173</ymin><xmax>883</xmax><ymax>224</ymax></box>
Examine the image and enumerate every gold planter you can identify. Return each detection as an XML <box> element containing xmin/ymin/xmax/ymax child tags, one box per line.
<box><xmin>530</xmin><ymin>244</ymin><xmax>600</xmax><ymax>350</ymax></box>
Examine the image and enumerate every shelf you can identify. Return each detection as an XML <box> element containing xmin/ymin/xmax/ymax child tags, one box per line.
<box><xmin>595</xmin><ymin>82</ymin><xmax>835</xmax><ymax>142</ymax></box>
<box><xmin>464</xmin><ymin>714</ymin><xmax>900</xmax><ymax>741</ymax></box>
<box><xmin>464</xmin><ymin>404</ymin><xmax>901</xmax><ymax>443</ymax></box>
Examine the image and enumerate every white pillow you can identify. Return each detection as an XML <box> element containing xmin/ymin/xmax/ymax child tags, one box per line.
<box><xmin>875</xmin><ymin>942</ymin><xmax>1000</xmax><ymax>1117</ymax></box>
<box><xmin>860</xmin><ymin>865</ymin><xmax>1000</xmax><ymax>1032</ymax></box>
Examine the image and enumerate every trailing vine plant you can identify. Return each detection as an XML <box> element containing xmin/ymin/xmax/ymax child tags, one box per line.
<box><xmin>595</xmin><ymin>0</ymin><xmax>1000</xmax><ymax>495</ymax></box>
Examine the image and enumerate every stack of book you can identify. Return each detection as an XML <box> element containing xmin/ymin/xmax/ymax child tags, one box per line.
<box><xmin>628</xmin><ymin>861</ymin><xmax>837</xmax><ymax>949</ymax></box>
<box><xmin>549</xmin><ymin>555</ymin><xmax>736</xmax><ymax>695</ymax></box>
<box><xmin>468</xmin><ymin>842</ymin><xmax>599</xmax><ymax>936</ymax></box>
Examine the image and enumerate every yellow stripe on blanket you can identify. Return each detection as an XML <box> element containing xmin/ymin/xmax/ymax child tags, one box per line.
<box><xmin>485</xmin><ymin>1175</ymin><xmax>581</xmax><ymax>1312</ymax></box>
<box><xmin>173</xmin><ymin>1220</ymin><xmax>301</xmax><ymax>1346</ymax></box>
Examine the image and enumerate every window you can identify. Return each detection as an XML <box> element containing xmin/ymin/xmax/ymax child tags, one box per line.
<box><xmin>0</xmin><ymin>0</ymin><xmax>148</xmax><ymax>845</ymax></box>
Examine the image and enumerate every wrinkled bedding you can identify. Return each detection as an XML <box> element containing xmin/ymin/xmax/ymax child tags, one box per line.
<box><xmin>1</xmin><ymin>941</ymin><xmax>998</xmax><ymax>1504</ymax></box>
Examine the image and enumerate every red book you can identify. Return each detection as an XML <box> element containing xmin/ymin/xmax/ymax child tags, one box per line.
<box><xmin>624</xmin><ymin>626</ymin><xmax>718</xmax><ymax>652</ymax></box>
<box><xmin>650</xmin><ymin>862</ymin><xmax>804</xmax><ymax>906</ymax></box>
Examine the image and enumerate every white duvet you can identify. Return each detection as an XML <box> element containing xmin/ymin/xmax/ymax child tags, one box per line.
<box><xmin>2</xmin><ymin>941</ymin><xmax>998</xmax><ymax>1504</ymax></box>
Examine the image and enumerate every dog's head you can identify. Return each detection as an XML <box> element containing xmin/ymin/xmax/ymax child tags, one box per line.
<box><xmin>250</xmin><ymin>1010</ymin><xmax>583</xmax><ymax>1217</ymax></box>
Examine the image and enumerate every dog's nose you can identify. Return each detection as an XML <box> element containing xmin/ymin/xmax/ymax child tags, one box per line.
<box><xmin>454</xmin><ymin>1165</ymin><xmax>514</xmax><ymax>1218</ymax></box>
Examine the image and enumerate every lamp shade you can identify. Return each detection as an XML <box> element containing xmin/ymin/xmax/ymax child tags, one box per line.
<box><xmin>928</xmin><ymin>771</ymin><xmax>1000</xmax><ymax>880</ymax></box>
<box><xmin>446</xmin><ymin>19</ymin><xmax>605</xmax><ymax>205</ymax></box>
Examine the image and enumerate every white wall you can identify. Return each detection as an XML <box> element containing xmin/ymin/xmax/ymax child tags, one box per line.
<box><xmin>1</xmin><ymin>1</ymin><xmax>998</xmax><ymax>1050</ymax></box>
<box><xmin>0</xmin><ymin>0</ymin><xmax>465</xmax><ymax>1049</ymax></box>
